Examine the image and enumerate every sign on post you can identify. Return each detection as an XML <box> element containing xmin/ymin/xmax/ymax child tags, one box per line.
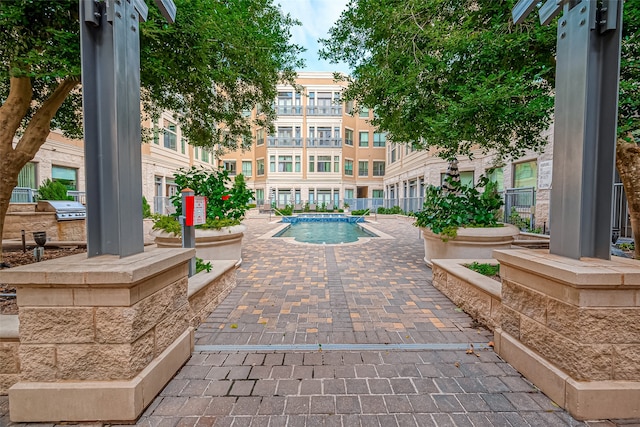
<box><xmin>185</xmin><ymin>196</ymin><xmax>207</xmax><ymax>226</ymax></box>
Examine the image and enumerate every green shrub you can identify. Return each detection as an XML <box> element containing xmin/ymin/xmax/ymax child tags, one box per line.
<box><xmin>351</xmin><ymin>209</ymin><xmax>370</xmax><ymax>216</ymax></box>
<box><xmin>171</xmin><ymin>166</ymin><xmax>254</xmax><ymax>222</ymax></box>
<box><xmin>151</xmin><ymin>214</ymin><xmax>182</xmax><ymax>235</ymax></box>
<box><xmin>275</xmin><ymin>204</ymin><xmax>293</xmax><ymax>216</ymax></box>
<box><xmin>36</xmin><ymin>179</ymin><xmax>73</xmax><ymax>201</ymax></box>
<box><xmin>377</xmin><ymin>206</ymin><xmax>404</xmax><ymax>215</ymax></box>
<box><xmin>414</xmin><ymin>175</ymin><xmax>503</xmax><ymax>239</ymax></box>
<box><xmin>142</xmin><ymin>196</ymin><xmax>152</xmax><ymax>218</ymax></box>
<box><xmin>465</xmin><ymin>262</ymin><xmax>500</xmax><ymax>277</ymax></box>
<box><xmin>196</xmin><ymin>257</ymin><xmax>212</xmax><ymax>274</ymax></box>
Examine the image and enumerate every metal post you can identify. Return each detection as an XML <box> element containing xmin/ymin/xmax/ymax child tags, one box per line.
<box><xmin>512</xmin><ymin>0</ymin><xmax>623</xmax><ymax>260</ymax></box>
<box><xmin>80</xmin><ymin>0</ymin><xmax>175</xmax><ymax>258</ymax></box>
<box><xmin>549</xmin><ymin>0</ymin><xmax>623</xmax><ymax>259</ymax></box>
<box><xmin>181</xmin><ymin>188</ymin><xmax>196</xmax><ymax>276</ymax></box>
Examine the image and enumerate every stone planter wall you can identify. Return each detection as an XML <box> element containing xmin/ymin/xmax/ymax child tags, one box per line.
<box><xmin>421</xmin><ymin>224</ymin><xmax>519</xmax><ymax>266</ymax></box>
<box><xmin>152</xmin><ymin>224</ymin><xmax>246</xmax><ymax>265</ymax></box>
<box><xmin>0</xmin><ymin>248</ymin><xmax>196</xmax><ymax>422</ymax></box>
<box><xmin>0</xmin><ymin>315</ymin><xmax>20</xmax><ymax>395</ymax></box>
<box><xmin>431</xmin><ymin>259</ymin><xmax>502</xmax><ymax>330</ymax></box>
<box><xmin>493</xmin><ymin>249</ymin><xmax>640</xmax><ymax>420</ymax></box>
<box><xmin>3</xmin><ymin>203</ymin><xmax>85</xmax><ymax>241</ymax></box>
<box><xmin>188</xmin><ymin>260</ymin><xmax>237</xmax><ymax>327</ymax></box>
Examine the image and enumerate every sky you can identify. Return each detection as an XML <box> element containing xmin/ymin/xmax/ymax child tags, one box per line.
<box><xmin>277</xmin><ymin>0</ymin><xmax>351</xmax><ymax>74</ymax></box>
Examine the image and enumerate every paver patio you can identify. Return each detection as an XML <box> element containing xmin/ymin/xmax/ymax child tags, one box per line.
<box><xmin>1</xmin><ymin>216</ymin><xmax>634</xmax><ymax>426</ymax></box>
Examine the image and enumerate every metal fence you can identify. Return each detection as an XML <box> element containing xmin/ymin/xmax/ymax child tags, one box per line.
<box><xmin>154</xmin><ymin>196</ymin><xmax>176</xmax><ymax>215</ymax></box>
<box><xmin>502</xmin><ymin>187</ymin><xmax>536</xmax><ymax>230</ymax></box>
<box><xmin>67</xmin><ymin>191</ymin><xmax>86</xmax><ymax>204</ymax></box>
<box><xmin>612</xmin><ymin>183</ymin><xmax>632</xmax><ymax>239</ymax></box>
<box><xmin>9</xmin><ymin>187</ymin><xmax>37</xmax><ymax>203</ymax></box>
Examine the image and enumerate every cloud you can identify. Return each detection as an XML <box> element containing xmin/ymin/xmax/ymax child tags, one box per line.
<box><xmin>278</xmin><ymin>0</ymin><xmax>351</xmax><ymax>73</ymax></box>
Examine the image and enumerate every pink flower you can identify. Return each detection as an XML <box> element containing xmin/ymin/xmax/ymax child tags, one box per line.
<box><xmin>221</xmin><ymin>195</ymin><xmax>230</xmax><ymax>201</ymax></box>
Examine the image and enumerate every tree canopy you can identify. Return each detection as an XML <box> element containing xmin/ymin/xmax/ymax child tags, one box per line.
<box><xmin>0</xmin><ymin>0</ymin><xmax>304</xmax><ymax>148</ymax></box>
<box><xmin>0</xmin><ymin>0</ymin><xmax>303</xmax><ymax>260</ymax></box>
<box><xmin>320</xmin><ymin>0</ymin><xmax>637</xmax><ymax>160</ymax></box>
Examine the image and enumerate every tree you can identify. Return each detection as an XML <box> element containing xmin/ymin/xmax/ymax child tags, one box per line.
<box><xmin>321</xmin><ymin>0</ymin><xmax>639</xmax><ymax>256</ymax></box>
<box><xmin>0</xmin><ymin>0</ymin><xmax>303</xmax><ymax>260</ymax></box>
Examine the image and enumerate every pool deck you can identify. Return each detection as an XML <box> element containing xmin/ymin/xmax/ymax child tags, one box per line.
<box><xmin>1</xmin><ymin>215</ymin><xmax>633</xmax><ymax>426</ymax></box>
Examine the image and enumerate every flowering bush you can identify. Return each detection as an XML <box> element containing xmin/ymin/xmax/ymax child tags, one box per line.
<box><xmin>153</xmin><ymin>166</ymin><xmax>254</xmax><ymax>233</ymax></box>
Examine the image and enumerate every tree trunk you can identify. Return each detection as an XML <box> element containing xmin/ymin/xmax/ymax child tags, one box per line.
<box><xmin>615</xmin><ymin>135</ymin><xmax>640</xmax><ymax>259</ymax></box>
<box><xmin>0</xmin><ymin>77</ymin><xmax>79</xmax><ymax>262</ymax></box>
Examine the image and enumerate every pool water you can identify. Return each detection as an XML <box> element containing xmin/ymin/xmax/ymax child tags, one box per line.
<box><xmin>275</xmin><ymin>221</ymin><xmax>377</xmax><ymax>244</ymax></box>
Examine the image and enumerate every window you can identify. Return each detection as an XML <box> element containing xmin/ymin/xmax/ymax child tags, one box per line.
<box><xmin>180</xmin><ymin>137</ymin><xmax>186</xmax><ymax>154</ymax></box>
<box><xmin>18</xmin><ymin>162</ymin><xmax>37</xmax><ymax>189</ymax></box>
<box><xmin>345</xmin><ymin>129</ymin><xmax>354</xmax><ymax>146</ymax></box>
<box><xmin>201</xmin><ymin>149</ymin><xmax>209</xmax><ymax>163</ymax></box>
<box><xmin>372</xmin><ymin>190</ymin><xmax>384</xmax><ymax>198</ymax></box>
<box><xmin>514</xmin><ymin>161</ymin><xmax>537</xmax><ymax>188</ymax></box>
<box><xmin>257</xmin><ymin>159</ymin><xmax>265</xmax><ymax>176</ymax></box>
<box><xmin>52</xmin><ymin>165</ymin><xmax>77</xmax><ymax>190</ymax></box>
<box><xmin>295</xmin><ymin>156</ymin><xmax>301</xmax><ymax>173</ymax></box>
<box><xmin>278</xmin><ymin>155</ymin><xmax>293</xmax><ymax>172</ymax></box>
<box><xmin>317</xmin><ymin>156</ymin><xmax>331</xmax><ymax>172</ymax></box>
<box><xmin>344</xmin><ymin>160</ymin><xmax>353</xmax><ymax>176</ymax></box>
<box><xmin>390</xmin><ymin>145</ymin><xmax>397</xmax><ymax>163</ymax></box>
<box><xmin>270</xmin><ymin>156</ymin><xmax>276</xmax><ymax>172</ymax></box>
<box><xmin>309</xmin><ymin>156</ymin><xmax>315</xmax><ymax>172</ymax></box>
<box><xmin>334</xmin><ymin>156</ymin><xmax>340</xmax><ymax>173</ymax></box>
<box><xmin>277</xmin><ymin>91</ymin><xmax>293</xmax><ymax>114</ymax></box>
<box><xmin>242</xmin><ymin>161</ymin><xmax>252</xmax><ymax>177</ymax></box>
<box><xmin>256</xmin><ymin>129</ymin><xmax>265</xmax><ymax>146</ymax></box>
<box><xmin>153</xmin><ymin>124</ymin><xmax>159</xmax><ymax>145</ymax></box>
<box><xmin>358</xmin><ymin>161</ymin><xmax>368</xmax><ymax>177</ymax></box>
<box><xmin>359</xmin><ymin>107</ymin><xmax>369</xmax><ymax>118</ymax></box>
<box><xmin>345</xmin><ymin>189</ymin><xmax>354</xmax><ymax>199</ymax></box>
<box><xmin>346</xmin><ymin>100</ymin><xmax>354</xmax><ymax>115</ymax></box>
<box><xmin>373</xmin><ymin>161</ymin><xmax>385</xmax><ymax>176</ymax></box>
<box><xmin>373</xmin><ymin>132</ymin><xmax>386</xmax><ymax>147</ymax></box>
<box><xmin>223</xmin><ymin>160</ymin><xmax>236</xmax><ymax>176</ymax></box>
<box><xmin>486</xmin><ymin>168</ymin><xmax>504</xmax><ymax>192</ymax></box>
<box><xmin>194</xmin><ymin>146</ymin><xmax>198</xmax><ymax>159</ymax></box>
<box><xmin>255</xmin><ymin>189</ymin><xmax>264</xmax><ymax>203</ymax></box>
<box><xmin>163</xmin><ymin>119</ymin><xmax>177</xmax><ymax>150</ymax></box>
<box><xmin>359</xmin><ymin>132</ymin><xmax>369</xmax><ymax>147</ymax></box>
<box><xmin>440</xmin><ymin>171</ymin><xmax>474</xmax><ymax>187</ymax></box>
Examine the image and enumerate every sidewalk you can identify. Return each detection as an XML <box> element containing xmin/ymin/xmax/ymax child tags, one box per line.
<box><xmin>1</xmin><ymin>216</ymin><xmax>632</xmax><ymax>426</ymax></box>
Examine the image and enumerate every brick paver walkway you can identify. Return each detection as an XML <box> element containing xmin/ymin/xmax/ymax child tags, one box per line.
<box><xmin>1</xmin><ymin>216</ymin><xmax>631</xmax><ymax>426</ymax></box>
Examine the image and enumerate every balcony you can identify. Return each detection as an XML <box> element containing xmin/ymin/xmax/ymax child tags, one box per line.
<box><xmin>267</xmin><ymin>137</ymin><xmax>303</xmax><ymax>147</ymax></box>
<box><xmin>307</xmin><ymin>138</ymin><xmax>343</xmax><ymax>148</ymax></box>
<box><xmin>276</xmin><ymin>106</ymin><xmax>303</xmax><ymax>116</ymax></box>
<box><xmin>306</xmin><ymin>106</ymin><xmax>342</xmax><ymax>116</ymax></box>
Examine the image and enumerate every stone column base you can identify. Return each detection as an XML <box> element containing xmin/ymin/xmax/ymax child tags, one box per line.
<box><xmin>9</xmin><ymin>328</ymin><xmax>193</xmax><ymax>422</ymax></box>
<box><xmin>495</xmin><ymin>329</ymin><xmax>640</xmax><ymax>420</ymax></box>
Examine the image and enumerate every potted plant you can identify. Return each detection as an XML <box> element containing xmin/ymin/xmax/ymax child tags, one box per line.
<box><xmin>151</xmin><ymin>166</ymin><xmax>254</xmax><ymax>265</ymax></box>
<box><xmin>413</xmin><ymin>175</ymin><xmax>519</xmax><ymax>266</ymax></box>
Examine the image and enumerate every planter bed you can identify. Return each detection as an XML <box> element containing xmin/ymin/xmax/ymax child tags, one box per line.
<box><xmin>431</xmin><ymin>258</ymin><xmax>502</xmax><ymax>331</ymax></box>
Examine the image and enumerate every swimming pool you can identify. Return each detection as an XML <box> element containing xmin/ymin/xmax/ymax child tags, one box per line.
<box><xmin>274</xmin><ymin>215</ymin><xmax>377</xmax><ymax>244</ymax></box>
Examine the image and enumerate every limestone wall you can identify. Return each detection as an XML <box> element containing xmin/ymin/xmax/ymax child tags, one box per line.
<box><xmin>0</xmin><ymin>315</ymin><xmax>20</xmax><ymax>394</ymax></box>
<box><xmin>4</xmin><ymin>204</ymin><xmax>86</xmax><ymax>241</ymax></box>
<box><xmin>496</xmin><ymin>250</ymin><xmax>640</xmax><ymax>382</ymax></box>
<box><xmin>431</xmin><ymin>259</ymin><xmax>502</xmax><ymax>331</ymax></box>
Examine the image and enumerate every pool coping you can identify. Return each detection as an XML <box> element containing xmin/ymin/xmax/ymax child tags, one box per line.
<box><xmin>258</xmin><ymin>220</ymin><xmax>394</xmax><ymax>246</ymax></box>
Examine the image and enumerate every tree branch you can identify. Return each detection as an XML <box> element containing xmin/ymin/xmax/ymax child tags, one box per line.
<box><xmin>0</xmin><ymin>77</ymin><xmax>32</xmax><ymax>155</ymax></box>
<box><xmin>14</xmin><ymin>77</ymin><xmax>80</xmax><ymax>157</ymax></box>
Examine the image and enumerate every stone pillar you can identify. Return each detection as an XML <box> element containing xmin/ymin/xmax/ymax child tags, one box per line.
<box><xmin>0</xmin><ymin>247</ymin><xmax>195</xmax><ymax>422</ymax></box>
<box><xmin>493</xmin><ymin>249</ymin><xmax>640</xmax><ymax>420</ymax></box>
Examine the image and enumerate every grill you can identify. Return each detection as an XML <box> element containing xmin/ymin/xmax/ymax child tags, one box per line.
<box><xmin>41</xmin><ymin>200</ymin><xmax>87</xmax><ymax>221</ymax></box>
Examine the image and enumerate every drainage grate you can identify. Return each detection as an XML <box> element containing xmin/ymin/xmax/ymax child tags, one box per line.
<box><xmin>193</xmin><ymin>343</ymin><xmax>490</xmax><ymax>352</ymax></box>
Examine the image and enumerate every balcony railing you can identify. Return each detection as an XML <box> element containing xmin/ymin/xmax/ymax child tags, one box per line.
<box><xmin>307</xmin><ymin>138</ymin><xmax>342</xmax><ymax>148</ymax></box>
<box><xmin>10</xmin><ymin>187</ymin><xmax>37</xmax><ymax>203</ymax></box>
<box><xmin>306</xmin><ymin>105</ymin><xmax>342</xmax><ymax>116</ymax></box>
<box><xmin>276</xmin><ymin>106</ymin><xmax>303</xmax><ymax>115</ymax></box>
<box><xmin>267</xmin><ymin>137</ymin><xmax>303</xmax><ymax>147</ymax></box>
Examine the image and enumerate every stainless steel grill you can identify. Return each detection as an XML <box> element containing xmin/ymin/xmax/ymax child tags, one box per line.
<box><xmin>42</xmin><ymin>200</ymin><xmax>87</xmax><ymax>221</ymax></box>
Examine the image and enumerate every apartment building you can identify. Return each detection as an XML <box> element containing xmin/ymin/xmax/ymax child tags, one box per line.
<box><xmin>219</xmin><ymin>72</ymin><xmax>385</xmax><ymax>208</ymax></box>
<box><xmin>383</xmin><ymin>131</ymin><xmax>555</xmax><ymax>231</ymax></box>
<box><xmin>12</xmin><ymin>72</ymin><xmax>386</xmax><ymax>213</ymax></box>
